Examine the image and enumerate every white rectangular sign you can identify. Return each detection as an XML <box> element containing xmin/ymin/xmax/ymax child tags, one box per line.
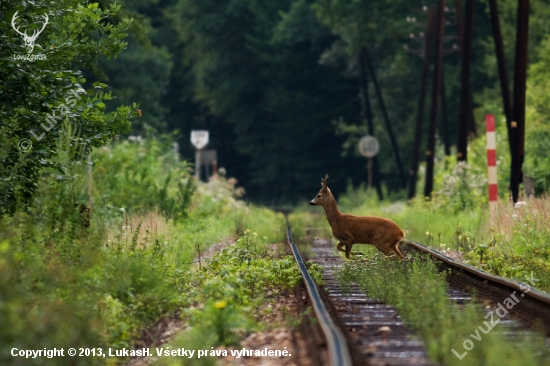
<box><xmin>191</xmin><ymin>130</ymin><xmax>209</xmax><ymax>150</ymax></box>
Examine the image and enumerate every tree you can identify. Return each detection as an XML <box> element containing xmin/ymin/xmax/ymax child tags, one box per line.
<box><xmin>312</xmin><ymin>0</ymin><xmax>412</xmax><ymax>190</ymax></box>
<box><xmin>0</xmin><ymin>0</ymin><xmax>137</xmax><ymax>214</ymax></box>
<box><xmin>524</xmin><ymin>35</ymin><xmax>550</xmax><ymax>194</ymax></box>
<box><xmin>24</xmin><ymin>0</ymin><xmax>548</xmax><ymax>204</ymax></box>
<box><xmin>95</xmin><ymin>0</ymin><xmax>175</xmax><ymax>133</ymax></box>
<box><xmin>170</xmin><ymin>0</ymin><xmax>362</xmax><ymax>202</ymax></box>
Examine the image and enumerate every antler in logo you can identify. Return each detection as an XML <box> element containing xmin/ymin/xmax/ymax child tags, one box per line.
<box><xmin>11</xmin><ymin>11</ymin><xmax>49</xmax><ymax>54</ymax></box>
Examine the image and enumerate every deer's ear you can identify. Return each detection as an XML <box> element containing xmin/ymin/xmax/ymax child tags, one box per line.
<box><xmin>321</xmin><ymin>174</ymin><xmax>329</xmax><ymax>188</ymax></box>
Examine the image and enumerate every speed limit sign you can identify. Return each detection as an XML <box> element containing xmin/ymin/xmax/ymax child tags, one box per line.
<box><xmin>358</xmin><ymin>135</ymin><xmax>379</xmax><ymax>158</ymax></box>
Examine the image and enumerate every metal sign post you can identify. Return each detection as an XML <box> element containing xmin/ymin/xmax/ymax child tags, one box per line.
<box><xmin>200</xmin><ymin>149</ymin><xmax>217</xmax><ymax>181</ymax></box>
<box><xmin>358</xmin><ymin>135</ymin><xmax>380</xmax><ymax>189</ymax></box>
<box><xmin>191</xmin><ymin>130</ymin><xmax>209</xmax><ymax>180</ymax></box>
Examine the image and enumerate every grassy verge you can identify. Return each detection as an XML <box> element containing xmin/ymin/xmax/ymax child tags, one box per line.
<box><xmin>321</xmin><ymin>180</ymin><xmax>550</xmax><ymax>293</ymax></box>
<box><xmin>150</xmin><ymin>229</ymin><xmax>324</xmax><ymax>366</ymax></box>
<box><xmin>0</xmin><ymin>137</ymin><xmax>300</xmax><ymax>365</ymax></box>
<box><xmin>338</xmin><ymin>250</ymin><xmax>550</xmax><ymax>366</ymax></box>
<box><xmin>290</xmin><ymin>169</ymin><xmax>550</xmax><ymax>364</ymax></box>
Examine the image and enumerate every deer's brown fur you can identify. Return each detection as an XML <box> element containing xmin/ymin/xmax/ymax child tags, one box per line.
<box><xmin>309</xmin><ymin>174</ymin><xmax>405</xmax><ymax>259</ymax></box>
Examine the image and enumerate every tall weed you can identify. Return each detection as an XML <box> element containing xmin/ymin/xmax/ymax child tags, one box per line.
<box><xmin>92</xmin><ymin>136</ymin><xmax>196</xmax><ymax>221</ymax></box>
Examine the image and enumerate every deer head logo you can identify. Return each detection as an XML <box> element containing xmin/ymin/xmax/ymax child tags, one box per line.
<box><xmin>11</xmin><ymin>11</ymin><xmax>49</xmax><ymax>54</ymax></box>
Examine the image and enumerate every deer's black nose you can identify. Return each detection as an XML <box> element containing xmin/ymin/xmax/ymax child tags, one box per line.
<box><xmin>309</xmin><ymin>201</ymin><xmax>315</xmax><ymax>206</ymax></box>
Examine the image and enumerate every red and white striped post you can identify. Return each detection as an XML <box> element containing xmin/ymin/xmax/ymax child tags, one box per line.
<box><xmin>486</xmin><ymin>114</ymin><xmax>498</xmax><ymax>217</ymax></box>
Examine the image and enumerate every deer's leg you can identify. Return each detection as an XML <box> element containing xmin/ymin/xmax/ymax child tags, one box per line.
<box><xmin>391</xmin><ymin>241</ymin><xmax>406</xmax><ymax>259</ymax></box>
<box><xmin>375</xmin><ymin>230</ymin><xmax>406</xmax><ymax>259</ymax></box>
<box><xmin>335</xmin><ymin>233</ymin><xmax>356</xmax><ymax>259</ymax></box>
<box><xmin>376</xmin><ymin>241</ymin><xmax>405</xmax><ymax>259</ymax></box>
<box><xmin>345</xmin><ymin>243</ymin><xmax>352</xmax><ymax>259</ymax></box>
<box><xmin>344</xmin><ymin>241</ymin><xmax>366</xmax><ymax>259</ymax></box>
<box><xmin>336</xmin><ymin>241</ymin><xmax>354</xmax><ymax>259</ymax></box>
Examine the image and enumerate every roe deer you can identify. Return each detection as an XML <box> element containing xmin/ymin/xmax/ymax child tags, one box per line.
<box><xmin>309</xmin><ymin>174</ymin><xmax>406</xmax><ymax>259</ymax></box>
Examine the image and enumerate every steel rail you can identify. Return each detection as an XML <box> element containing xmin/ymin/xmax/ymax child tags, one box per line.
<box><xmin>285</xmin><ymin>223</ymin><xmax>352</xmax><ymax>366</ymax></box>
<box><xmin>407</xmin><ymin>240</ymin><xmax>550</xmax><ymax>304</ymax></box>
<box><xmin>406</xmin><ymin>240</ymin><xmax>550</xmax><ymax>333</ymax></box>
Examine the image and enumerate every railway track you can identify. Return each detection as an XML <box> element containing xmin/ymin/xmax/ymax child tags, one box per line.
<box><xmin>404</xmin><ymin>241</ymin><xmax>550</xmax><ymax>333</ymax></box>
<box><xmin>285</xmin><ymin>221</ymin><xmax>550</xmax><ymax>366</ymax></box>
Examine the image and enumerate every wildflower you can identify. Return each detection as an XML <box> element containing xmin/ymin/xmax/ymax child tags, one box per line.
<box><xmin>214</xmin><ymin>300</ymin><xmax>227</xmax><ymax>309</ymax></box>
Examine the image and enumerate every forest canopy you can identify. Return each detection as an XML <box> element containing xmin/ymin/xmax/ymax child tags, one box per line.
<box><xmin>2</xmin><ymin>0</ymin><xmax>549</xmax><ymax>206</ymax></box>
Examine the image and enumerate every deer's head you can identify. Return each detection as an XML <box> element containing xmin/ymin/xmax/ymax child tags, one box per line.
<box><xmin>11</xmin><ymin>11</ymin><xmax>49</xmax><ymax>53</ymax></box>
<box><xmin>310</xmin><ymin>174</ymin><xmax>331</xmax><ymax>206</ymax></box>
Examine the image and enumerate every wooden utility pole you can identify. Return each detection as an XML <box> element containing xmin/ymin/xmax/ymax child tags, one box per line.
<box><xmin>488</xmin><ymin>0</ymin><xmax>513</xmax><ymax>151</ymax></box>
<box><xmin>362</xmin><ymin>46</ymin><xmax>407</xmax><ymax>188</ymax></box>
<box><xmin>424</xmin><ymin>0</ymin><xmax>445</xmax><ymax>198</ymax></box>
<box><xmin>408</xmin><ymin>8</ymin><xmax>436</xmax><ymax>199</ymax></box>
<box><xmin>358</xmin><ymin>51</ymin><xmax>384</xmax><ymax>200</ymax></box>
<box><xmin>510</xmin><ymin>0</ymin><xmax>530</xmax><ymax>203</ymax></box>
<box><xmin>457</xmin><ymin>0</ymin><xmax>474</xmax><ymax>162</ymax></box>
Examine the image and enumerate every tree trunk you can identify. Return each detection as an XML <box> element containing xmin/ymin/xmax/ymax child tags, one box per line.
<box><xmin>358</xmin><ymin>51</ymin><xmax>384</xmax><ymax>200</ymax></box>
<box><xmin>362</xmin><ymin>46</ymin><xmax>407</xmax><ymax>188</ymax></box>
<box><xmin>457</xmin><ymin>0</ymin><xmax>474</xmax><ymax>162</ymax></box>
<box><xmin>441</xmin><ymin>69</ymin><xmax>451</xmax><ymax>156</ymax></box>
<box><xmin>455</xmin><ymin>0</ymin><xmax>464</xmax><ymax>49</ymax></box>
<box><xmin>408</xmin><ymin>8</ymin><xmax>436</xmax><ymax>199</ymax></box>
<box><xmin>424</xmin><ymin>0</ymin><xmax>445</xmax><ymax>198</ymax></box>
<box><xmin>488</xmin><ymin>0</ymin><xmax>513</xmax><ymax>151</ymax></box>
<box><xmin>511</xmin><ymin>0</ymin><xmax>530</xmax><ymax>203</ymax></box>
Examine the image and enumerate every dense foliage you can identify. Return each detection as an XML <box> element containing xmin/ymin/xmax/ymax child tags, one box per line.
<box><xmin>3</xmin><ymin>0</ymin><xmax>550</xmax><ymax>205</ymax></box>
<box><xmin>0</xmin><ymin>137</ymin><xmax>297</xmax><ymax>365</ymax></box>
<box><xmin>91</xmin><ymin>0</ymin><xmax>550</xmax><ymax>203</ymax></box>
<box><xmin>0</xmin><ymin>0</ymin><xmax>138</xmax><ymax>213</ymax></box>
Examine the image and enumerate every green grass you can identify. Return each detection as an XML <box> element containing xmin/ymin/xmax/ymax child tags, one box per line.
<box><xmin>0</xmin><ymin>137</ymin><xmax>297</xmax><ymax>365</ymax></box>
<box><xmin>323</xmin><ymin>181</ymin><xmax>550</xmax><ymax>293</ymax></box>
<box><xmin>338</xmin><ymin>249</ymin><xmax>550</xmax><ymax>366</ymax></box>
<box><xmin>290</xmin><ymin>167</ymin><xmax>550</xmax><ymax>364</ymax></box>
